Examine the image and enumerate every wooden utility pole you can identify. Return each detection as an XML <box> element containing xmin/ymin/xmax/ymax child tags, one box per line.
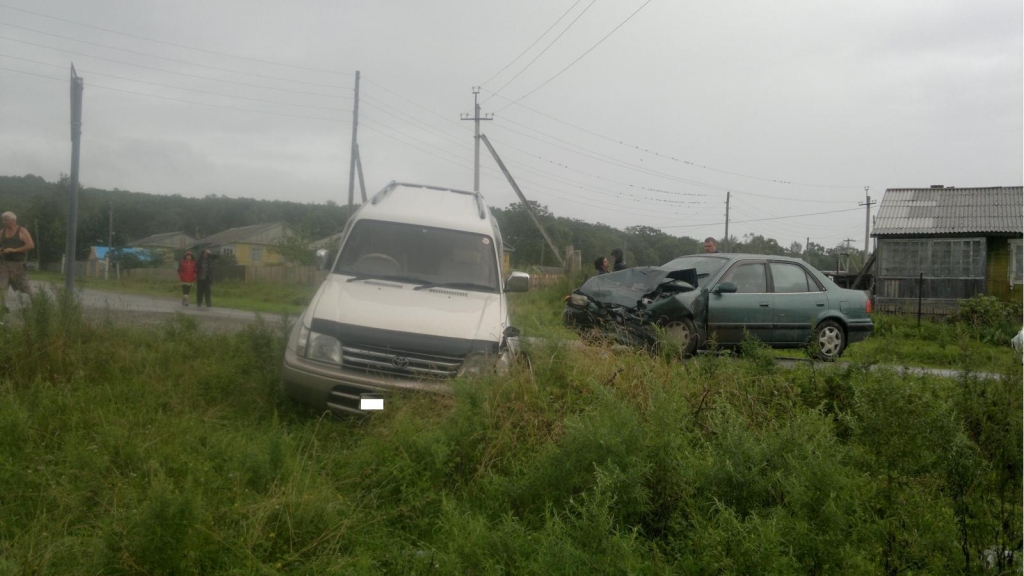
<box><xmin>479</xmin><ymin>133</ymin><xmax>564</xmax><ymax>268</ymax></box>
<box><xmin>65</xmin><ymin>64</ymin><xmax>84</xmax><ymax>291</ymax></box>
<box><xmin>859</xmin><ymin>186</ymin><xmax>876</xmax><ymax>259</ymax></box>
<box><xmin>723</xmin><ymin>191</ymin><xmax>730</xmax><ymax>251</ymax></box>
<box><xmin>355</xmin><ymin>143</ymin><xmax>367</xmax><ymax>203</ymax></box>
<box><xmin>105</xmin><ymin>205</ymin><xmax>112</xmax><ymax>280</ymax></box>
<box><xmin>347</xmin><ymin>71</ymin><xmax>360</xmax><ymax>208</ymax></box>
<box><xmin>461</xmin><ymin>87</ymin><xmax>492</xmax><ymax>192</ymax></box>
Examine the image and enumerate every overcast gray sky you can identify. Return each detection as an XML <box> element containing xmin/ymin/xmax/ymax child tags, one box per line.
<box><xmin>1</xmin><ymin>0</ymin><xmax>1021</xmax><ymax>251</ymax></box>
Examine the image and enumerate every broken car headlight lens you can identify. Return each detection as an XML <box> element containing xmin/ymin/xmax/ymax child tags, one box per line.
<box><xmin>308</xmin><ymin>332</ymin><xmax>343</xmax><ymax>364</ymax></box>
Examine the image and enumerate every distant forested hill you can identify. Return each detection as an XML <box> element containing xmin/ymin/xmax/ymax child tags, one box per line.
<box><xmin>0</xmin><ymin>174</ymin><xmax>857</xmax><ymax>270</ymax></box>
<box><xmin>0</xmin><ymin>174</ymin><xmax>354</xmax><ymax>263</ymax></box>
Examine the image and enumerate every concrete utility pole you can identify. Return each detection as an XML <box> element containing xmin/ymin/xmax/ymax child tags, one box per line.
<box><xmin>347</xmin><ymin>70</ymin><xmax>360</xmax><ymax>208</ymax></box>
<box><xmin>461</xmin><ymin>87</ymin><xmax>492</xmax><ymax>192</ymax></box>
<box><xmin>65</xmin><ymin>64</ymin><xmax>84</xmax><ymax>292</ymax></box>
<box><xmin>723</xmin><ymin>191</ymin><xmax>730</xmax><ymax>251</ymax></box>
<box><xmin>859</xmin><ymin>186</ymin><xmax>876</xmax><ymax>259</ymax></box>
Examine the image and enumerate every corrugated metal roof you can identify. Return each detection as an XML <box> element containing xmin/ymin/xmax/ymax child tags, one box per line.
<box><xmin>872</xmin><ymin>187</ymin><xmax>1023</xmax><ymax>236</ymax></box>
<box><xmin>200</xmin><ymin>222</ymin><xmax>290</xmax><ymax>246</ymax></box>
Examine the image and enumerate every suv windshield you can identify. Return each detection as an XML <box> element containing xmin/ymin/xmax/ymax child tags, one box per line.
<box><xmin>334</xmin><ymin>220</ymin><xmax>500</xmax><ymax>293</ymax></box>
<box><xmin>661</xmin><ymin>255</ymin><xmax>729</xmax><ymax>287</ymax></box>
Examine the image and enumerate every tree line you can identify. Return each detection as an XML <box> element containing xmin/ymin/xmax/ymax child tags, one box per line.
<box><xmin>0</xmin><ymin>174</ymin><xmax>863</xmax><ymax>271</ymax></box>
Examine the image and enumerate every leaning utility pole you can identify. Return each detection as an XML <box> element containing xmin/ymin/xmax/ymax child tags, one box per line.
<box><xmin>859</xmin><ymin>186</ymin><xmax>876</xmax><ymax>259</ymax></box>
<box><xmin>347</xmin><ymin>70</ymin><xmax>360</xmax><ymax>208</ymax></box>
<box><xmin>65</xmin><ymin>64</ymin><xmax>84</xmax><ymax>292</ymax></box>
<box><xmin>723</xmin><ymin>191</ymin><xmax>731</xmax><ymax>251</ymax></box>
<box><xmin>479</xmin><ymin>134</ymin><xmax>564</xmax><ymax>268</ymax></box>
<box><xmin>354</xmin><ymin>143</ymin><xmax>367</xmax><ymax>203</ymax></box>
<box><xmin>461</xmin><ymin>87</ymin><xmax>492</xmax><ymax>192</ymax></box>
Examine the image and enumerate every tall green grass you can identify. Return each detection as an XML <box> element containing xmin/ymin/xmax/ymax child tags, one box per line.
<box><xmin>1</xmin><ymin>288</ymin><xmax>1020</xmax><ymax>574</ymax></box>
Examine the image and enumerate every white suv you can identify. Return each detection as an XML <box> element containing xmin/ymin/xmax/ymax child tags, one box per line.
<box><xmin>282</xmin><ymin>182</ymin><xmax>529</xmax><ymax>414</ymax></box>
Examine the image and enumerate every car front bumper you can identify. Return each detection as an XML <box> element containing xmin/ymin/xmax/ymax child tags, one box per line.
<box><xmin>282</xmin><ymin>348</ymin><xmax>453</xmax><ymax>415</ymax></box>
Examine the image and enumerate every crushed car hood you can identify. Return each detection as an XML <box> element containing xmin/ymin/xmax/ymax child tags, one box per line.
<box><xmin>310</xmin><ymin>275</ymin><xmax>504</xmax><ymax>343</ymax></box>
<box><xmin>576</xmin><ymin>266</ymin><xmax>697</xmax><ymax>308</ymax></box>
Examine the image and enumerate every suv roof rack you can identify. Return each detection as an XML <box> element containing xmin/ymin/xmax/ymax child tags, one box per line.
<box><xmin>370</xmin><ymin>181</ymin><xmax>487</xmax><ymax>219</ymax></box>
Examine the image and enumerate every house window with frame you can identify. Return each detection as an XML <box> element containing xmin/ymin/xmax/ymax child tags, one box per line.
<box><xmin>222</xmin><ymin>247</ymin><xmax>234</xmax><ymax>256</ymax></box>
<box><xmin>1011</xmin><ymin>239</ymin><xmax>1023</xmax><ymax>286</ymax></box>
<box><xmin>251</xmin><ymin>246</ymin><xmax>263</xmax><ymax>262</ymax></box>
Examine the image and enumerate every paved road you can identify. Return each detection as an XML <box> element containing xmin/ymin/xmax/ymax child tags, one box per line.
<box><xmin>17</xmin><ymin>281</ymin><xmax>290</xmax><ymax>332</ymax></box>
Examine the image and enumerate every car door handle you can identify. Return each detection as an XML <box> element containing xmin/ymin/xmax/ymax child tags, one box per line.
<box><xmin>759</xmin><ymin>302</ymin><xmax>770</xmax><ymax>307</ymax></box>
<box><xmin>816</xmin><ymin>302</ymin><xmax>825</xmax><ymax>307</ymax></box>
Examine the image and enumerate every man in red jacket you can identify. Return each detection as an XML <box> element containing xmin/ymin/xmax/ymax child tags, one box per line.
<box><xmin>177</xmin><ymin>251</ymin><xmax>197</xmax><ymax>306</ymax></box>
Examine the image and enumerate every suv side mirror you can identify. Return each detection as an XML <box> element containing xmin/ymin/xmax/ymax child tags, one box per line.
<box><xmin>712</xmin><ymin>282</ymin><xmax>737</xmax><ymax>295</ymax></box>
<box><xmin>316</xmin><ymin>249</ymin><xmax>334</xmax><ymax>271</ymax></box>
<box><xmin>505</xmin><ymin>271</ymin><xmax>530</xmax><ymax>293</ymax></box>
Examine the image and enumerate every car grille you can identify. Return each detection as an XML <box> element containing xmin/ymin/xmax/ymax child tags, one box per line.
<box><xmin>341</xmin><ymin>344</ymin><xmax>463</xmax><ymax>379</ymax></box>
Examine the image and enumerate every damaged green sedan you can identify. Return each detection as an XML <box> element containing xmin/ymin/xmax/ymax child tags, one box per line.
<box><xmin>563</xmin><ymin>254</ymin><xmax>873</xmax><ymax>360</ymax></box>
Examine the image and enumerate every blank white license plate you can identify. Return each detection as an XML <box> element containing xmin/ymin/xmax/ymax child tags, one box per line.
<box><xmin>360</xmin><ymin>395</ymin><xmax>384</xmax><ymax>411</ymax></box>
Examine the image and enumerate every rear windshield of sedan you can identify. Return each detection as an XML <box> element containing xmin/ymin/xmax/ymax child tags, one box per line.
<box><xmin>661</xmin><ymin>256</ymin><xmax>729</xmax><ymax>287</ymax></box>
<box><xmin>335</xmin><ymin>220</ymin><xmax>500</xmax><ymax>292</ymax></box>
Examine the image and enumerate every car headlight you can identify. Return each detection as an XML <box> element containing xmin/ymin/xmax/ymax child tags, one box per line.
<box><xmin>458</xmin><ymin>352</ymin><xmax>494</xmax><ymax>378</ymax></box>
<box><xmin>296</xmin><ymin>324</ymin><xmax>310</xmax><ymax>354</ymax></box>
<box><xmin>308</xmin><ymin>332</ymin><xmax>343</xmax><ymax>364</ymax></box>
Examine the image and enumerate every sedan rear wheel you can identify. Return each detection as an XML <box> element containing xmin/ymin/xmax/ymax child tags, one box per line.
<box><xmin>815</xmin><ymin>320</ymin><xmax>846</xmax><ymax>361</ymax></box>
<box><xmin>664</xmin><ymin>317</ymin><xmax>699</xmax><ymax>358</ymax></box>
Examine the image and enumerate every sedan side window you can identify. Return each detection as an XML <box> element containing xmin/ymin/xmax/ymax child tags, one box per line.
<box><xmin>770</xmin><ymin>262</ymin><xmax>812</xmax><ymax>293</ymax></box>
<box><xmin>719</xmin><ymin>262</ymin><xmax>767</xmax><ymax>293</ymax></box>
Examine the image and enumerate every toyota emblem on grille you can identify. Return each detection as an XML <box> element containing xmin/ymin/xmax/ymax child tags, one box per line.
<box><xmin>390</xmin><ymin>356</ymin><xmax>410</xmax><ymax>369</ymax></box>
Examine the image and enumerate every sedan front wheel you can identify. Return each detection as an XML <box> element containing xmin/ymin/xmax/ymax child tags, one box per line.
<box><xmin>814</xmin><ymin>320</ymin><xmax>846</xmax><ymax>361</ymax></box>
<box><xmin>664</xmin><ymin>317</ymin><xmax>699</xmax><ymax>358</ymax></box>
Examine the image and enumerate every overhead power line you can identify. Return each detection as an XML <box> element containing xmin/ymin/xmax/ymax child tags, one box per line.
<box><xmin>661</xmin><ymin>207</ymin><xmax>863</xmax><ymax>229</ymax></box>
<box><xmin>1</xmin><ymin>55</ymin><xmax>347</xmax><ymax>112</ymax></box>
<box><xmin>0</xmin><ymin>22</ymin><xmax>352</xmax><ymax>89</ymax></box>
<box><xmin>485</xmin><ymin>0</ymin><xmax>597</xmax><ymax>102</ymax></box>
<box><xmin>0</xmin><ymin>35</ymin><xmax>350</xmax><ymax>98</ymax></box>
<box><xmin>479</xmin><ymin>0</ymin><xmax>584</xmax><ymax>87</ymax></box>
<box><xmin>0</xmin><ymin>2</ymin><xmax>350</xmax><ymax>75</ymax></box>
<box><xmin>496</xmin><ymin>0</ymin><xmax>654</xmax><ymax>110</ymax></box>
<box><xmin>484</xmin><ymin>89</ymin><xmax>862</xmax><ymax>189</ymax></box>
<box><xmin>0</xmin><ymin>66</ymin><xmax>350</xmax><ymax>122</ymax></box>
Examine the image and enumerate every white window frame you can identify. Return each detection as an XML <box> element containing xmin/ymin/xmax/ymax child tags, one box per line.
<box><xmin>251</xmin><ymin>245</ymin><xmax>263</xmax><ymax>262</ymax></box>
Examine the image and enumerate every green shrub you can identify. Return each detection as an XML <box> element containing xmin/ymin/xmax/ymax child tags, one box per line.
<box><xmin>947</xmin><ymin>294</ymin><xmax>1023</xmax><ymax>345</ymax></box>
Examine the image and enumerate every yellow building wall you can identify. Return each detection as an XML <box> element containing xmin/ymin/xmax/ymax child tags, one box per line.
<box><xmin>233</xmin><ymin>243</ymin><xmax>285</xmax><ymax>266</ymax></box>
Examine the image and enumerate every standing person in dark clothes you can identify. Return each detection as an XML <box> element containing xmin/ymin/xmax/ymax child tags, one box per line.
<box><xmin>594</xmin><ymin>256</ymin><xmax>610</xmax><ymax>275</ymax></box>
<box><xmin>703</xmin><ymin>237</ymin><xmax>720</xmax><ymax>253</ymax></box>
<box><xmin>0</xmin><ymin>211</ymin><xmax>34</xmax><ymax>310</ymax></box>
<box><xmin>610</xmin><ymin>248</ymin><xmax>627</xmax><ymax>271</ymax></box>
<box><xmin>177</xmin><ymin>250</ymin><xmax>197</xmax><ymax>306</ymax></box>
<box><xmin>195</xmin><ymin>249</ymin><xmax>218</xmax><ymax>308</ymax></box>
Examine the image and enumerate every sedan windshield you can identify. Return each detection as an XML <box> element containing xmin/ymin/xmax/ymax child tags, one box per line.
<box><xmin>661</xmin><ymin>256</ymin><xmax>729</xmax><ymax>287</ymax></box>
<box><xmin>335</xmin><ymin>220</ymin><xmax>500</xmax><ymax>293</ymax></box>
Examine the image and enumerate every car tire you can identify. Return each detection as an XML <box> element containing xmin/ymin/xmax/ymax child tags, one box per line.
<box><xmin>814</xmin><ymin>320</ymin><xmax>846</xmax><ymax>361</ymax></box>
<box><xmin>664</xmin><ymin>317</ymin><xmax>699</xmax><ymax>358</ymax></box>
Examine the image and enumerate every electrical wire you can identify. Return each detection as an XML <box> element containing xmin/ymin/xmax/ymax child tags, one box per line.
<box><xmin>496</xmin><ymin>0</ymin><xmax>654</xmax><ymax>110</ymax></box>
<box><xmin>0</xmin><ymin>35</ymin><xmax>350</xmax><ymax>98</ymax></box>
<box><xmin>660</xmin><ymin>207</ymin><xmax>864</xmax><ymax>229</ymax></box>
<box><xmin>485</xmin><ymin>0</ymin><xmax>597</xmax><ymax>102</ymax></box>
<box><xmin>0</xmin><ymin>66</ymin><xmax>350</xmax><ymax>122</ymax></box>
<box><xmin>479</xmin><ymin>0</ymin><xmax>584</xmax><ymax>87</ymax></box>
<box><xmin>0</xmin><ymin>22</ymin><xmax>353</xmax><ymax>89</ymax></box>
<box><xmin>484</xmin><ymin>89</ymin><xmax>863</xmax><ymax>189</ymax></box>
<box><xmin>0</xmin><ymin>2</ymin><xmax>351</xmax><ymax>75</ymax></box>
<box><xmin>1</xmin><ymin>55</ymin><xmax>348</xmax><ymax>112</ymax></box>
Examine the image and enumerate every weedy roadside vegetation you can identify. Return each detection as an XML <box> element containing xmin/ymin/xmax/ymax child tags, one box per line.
<box><xmin>1</xmin><ymin>285</ymin><xmax>1021</xmax><ymax>574</ymax></box>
